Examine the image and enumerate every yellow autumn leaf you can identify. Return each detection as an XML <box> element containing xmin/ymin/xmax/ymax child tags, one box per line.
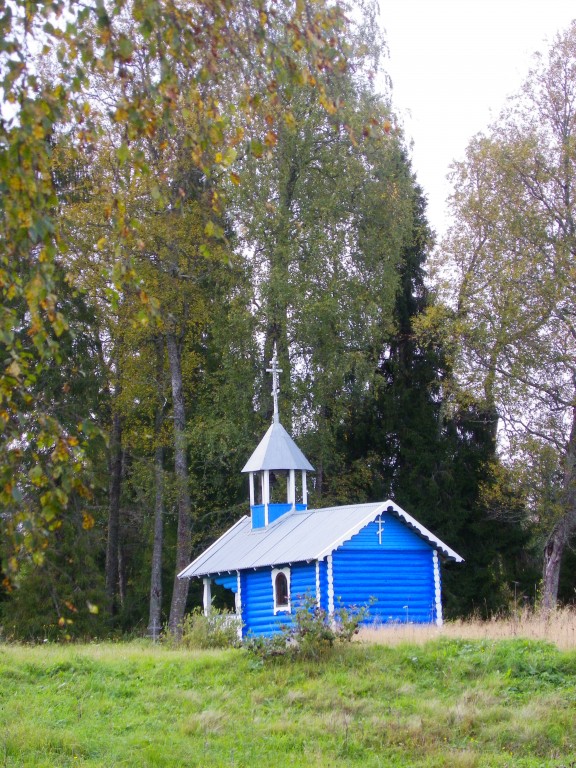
<box><xmin>82</xmin><ymin>511</ymin><xmax>95</xmax><ymax>530</ymax></box>
<box><xmin>6</xmin><ymin>360</ymin><xmax>20</xmax><ymax>378</ymax></box>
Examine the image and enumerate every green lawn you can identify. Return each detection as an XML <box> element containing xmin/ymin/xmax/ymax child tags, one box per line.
<box><xmin>1</xmin><ymin>638</ymin><xmax>575</xmax><ymax>767</ymax></box>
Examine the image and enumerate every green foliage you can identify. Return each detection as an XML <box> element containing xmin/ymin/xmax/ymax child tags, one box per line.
<box><xmin>170</xmin><ymin>608</ymin><xmax>242</xmax><ymax>650</ymax></box>
<box><xmin>0</xmin><ymin>0</ymin><xmax>350</xmax><ymax>573</ymax></box>
<box><xmin>230</xmin><ymin>9</ymin><xmax>415</xmax><ymax>480</ymax></box>
<box><xmin>322</xmin><ymin>184</ymin><xmax>533</xmax><ymax>617</ymax></box>
<box><xmin>0</xmin><ymin>503</ymin><xmax>107</xmax><ymax>641</ymax></box>
<box><xmin>244</xmin><ymin>594</ymin><xmax>370</xmax><ymax>661</ymax></box>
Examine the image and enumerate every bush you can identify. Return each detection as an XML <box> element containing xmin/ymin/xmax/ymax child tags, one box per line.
<box><xmin>244</xmin><ymin>594</ymin><xmax>370</xmax><ymax>662</ymax></box>
<box><xmin>176</xmin><ymin>608</ymin><xmax>242</xmax><ymax>650</ymax></box>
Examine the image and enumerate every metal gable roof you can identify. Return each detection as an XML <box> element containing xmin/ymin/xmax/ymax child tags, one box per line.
<box><xmin>178</xmin><ymin>500</ymin><xmax>463</xmax><ymax>580</ymax></box>
<box><xmin>241</xmin><ymin>420</ymin><xmax>314</xmax><ymax>472</ymax></box>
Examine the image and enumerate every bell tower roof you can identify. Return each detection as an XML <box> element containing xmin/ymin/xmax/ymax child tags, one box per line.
<box><xmin>242</xmin><ymin>420</ymin><xmax>314</xmax><ymax>473</ymax></box>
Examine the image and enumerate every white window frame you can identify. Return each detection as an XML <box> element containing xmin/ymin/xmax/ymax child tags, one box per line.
<box><xmin>271</xmin><ymin>567</ymin><xmax>291</xmax><ymax>614</ymax></box>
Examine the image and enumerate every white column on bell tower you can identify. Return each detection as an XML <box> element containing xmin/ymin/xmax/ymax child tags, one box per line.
<box><xmin>289</xmin><ymin>469</ymin><xmax>296</xmax><ymax>508</ymax></box>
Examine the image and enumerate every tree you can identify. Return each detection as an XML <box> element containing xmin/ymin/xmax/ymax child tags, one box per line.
<box><xmin>0</xmin><ymin>268</ymin><xmax>109</xmax><ymax>639</ymax></box>
<box><xmin>230</xmin><ymin>7</ymin><xmax>418</xmax><ymax>499</ymax></box>
<box><xmin>0</xmin><ymin>0</ymin><xmax>350</xmax><ymax>578</ymax></box>
<box><xmin>325</xmin><ymin>183</ymin><xmax>532</xmax><ymax>616</ymax></box>
<box><xmin>431</xmin><ymin>21</ymin><xmax>576</xmax><ymax>610</ymax></box>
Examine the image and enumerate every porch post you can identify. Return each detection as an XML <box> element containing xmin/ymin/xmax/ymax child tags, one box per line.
<box><xmin>203</xmin><ymin>577</ymin><xmax>212</xmax><ymax>617</ymax></box>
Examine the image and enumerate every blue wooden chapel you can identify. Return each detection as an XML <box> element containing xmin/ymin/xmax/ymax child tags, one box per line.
<box><xmin>178</xmin><ymin>351</ymin><xmax>463</xmax><ymax>637</ymax></box>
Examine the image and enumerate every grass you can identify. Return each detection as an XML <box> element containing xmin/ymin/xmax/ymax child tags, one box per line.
<box><xmin>359</xmin><ymin>606</ymin><xmax>576</xmax><ymax>651</ymax></box>
<box><xmin>1</xmin><ymin>634</ymin><xmax>576</xmax><ymax>767</ymax></box>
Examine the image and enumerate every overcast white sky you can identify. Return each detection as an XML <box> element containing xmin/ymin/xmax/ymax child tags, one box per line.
<box><xmin>378</xmin><ymin>1</ymin><xmax>576</xmax><ymax>239</ymax></box>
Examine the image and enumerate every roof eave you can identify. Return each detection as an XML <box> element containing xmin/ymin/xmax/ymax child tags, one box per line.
<box><xmin>177</xmin><ymin>515</ymin><xmax>249</xmax><ymax>579</ymax></box>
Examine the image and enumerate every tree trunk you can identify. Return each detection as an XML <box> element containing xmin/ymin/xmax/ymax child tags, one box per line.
<box><xmin>118</xmin><ymin>540</ymin><xmax>127</xmax><ymax>608</ymax></box>
<box><xmin>541</xmin><ymin>405</ymin><xmax>576</xmax><ymax>611</ymax></box>
<box><xmin>261</xmin><ymin>137</ymin><xmax>297</xmax><ymax>425</ymax></box>
<box><xmin>166</xmin><ymin>332</ymin><xmax>192</xmax><ymax>635</ymax></box>
<box><xmin>105</xmin><ymin>410</ymin><xmax>122</xmax><ymax>616</ymax></box>
<box><xmin>148</xmin><ymin>336</ymin><xmax>167</xmax><ymax>640</ymax></box>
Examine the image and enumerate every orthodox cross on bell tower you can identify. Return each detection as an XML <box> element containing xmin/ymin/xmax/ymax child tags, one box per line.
<box><xmin>266</xmin><ymin>345</ymin><xmax>283</xmax><ymax>424</ymax></box>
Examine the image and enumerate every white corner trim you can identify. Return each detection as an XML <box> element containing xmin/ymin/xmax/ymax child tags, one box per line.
<box><xmin>236</xmin><ymin>570</ymin><xmax>242</xmax><ymax>615</ymax></box>
<box><xmin>272</xmin><ymin>566</ymin><xmax>291</xmax><ymax>614</ymax></box>
<box><xmin>433</xmin><ymin>550</ymin><xmax>443</xmax><ymax>627</ymax></box>
<box><xmin>327</xmin><ymin>554</ymin><xmax>334</xmax><ymax>616</ymax></box>
<box><xmin>315</xmin><ymin>560</ymin><xmax>320</xmax><ymax>607</ymax></box>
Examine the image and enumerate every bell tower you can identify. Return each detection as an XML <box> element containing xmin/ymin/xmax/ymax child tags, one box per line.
<box><xmin>241</xmin><ymin>347</ymin><xmax>314</xmax><ymax>529</ymax></box>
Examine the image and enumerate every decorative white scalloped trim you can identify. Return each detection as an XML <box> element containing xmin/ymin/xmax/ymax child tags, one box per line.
<box><xmin>327</xmin><ymin>555</ymin><xmax>334</xmax><ymax>616</ymax></box>
<box><xmin>315</xmin><ymin>500</ymin><xmax>463</xmax><ymax>563</ymax></box>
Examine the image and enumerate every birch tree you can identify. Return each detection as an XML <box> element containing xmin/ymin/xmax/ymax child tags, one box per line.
<box><xmin>434</xmin><ymin>21</ymin><xmax>576</xmax><ymax>609</ymax></box>
<box><xmin>230</xmin><ymin>5</ymin><xmax>416</xmax><ymax>495</ymax></box>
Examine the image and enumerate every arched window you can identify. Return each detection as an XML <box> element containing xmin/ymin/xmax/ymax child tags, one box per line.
<box><xmin>272</xmin><ymin>567</ymin><xmax>290</xmax><ymax>613</ymax></box>
<box><xmin>275</xmin><ymin>572</ymin><xmax>288</xmax><ymax>606</ymax></box>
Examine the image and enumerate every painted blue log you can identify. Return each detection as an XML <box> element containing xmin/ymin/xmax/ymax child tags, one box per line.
<box><xmin>289</xmin><ymin>562</ymin><xmax>316</xmax><ymax>608</ymax></box>
<box><xmin>318</xmin><ymin>559</ymin><xmax>329</xmax><ymax>613</ymax></box>
<box><xmin>242</xmin><ymin>562</ymin><xmax>317</xmax><ymax>636</ymax></box>
<box><xmin>213</xmin><ymin>573</ymin><xmax>237</xmax><ymax>592</ymax></box>
<box><xmin>333</xmin><ymin>548</ymin><xmax>437</xmax><ymax>624</ymax></box>
<box><xmin>343</xmin><ymin>513</ymin><xmax>430</xmax><ymax>551</ymax></box>
<box><xmin>243</xmin><ymin>568</ymin><xmax>282</xmax><ymax>636</ymax></box>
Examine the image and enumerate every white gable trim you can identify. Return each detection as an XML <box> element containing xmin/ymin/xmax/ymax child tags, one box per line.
<box><xmin>314</xmin><ymin>500</ymin><xmax>464</xmax><ymax>563</ymax></box>
<box><xmin>390</xmin><ymin>502</ymin><xmax>464</xmax><ymax>563</ymax></box>
<box><xmin>178</xmin><ymin>499</ymin><xmax>463</xmax><ymax>581</ymax></box>
<box><xmin>314</xmin><ymin>502</ymin><xmax>389</xmax><ymax>561</ymax></box>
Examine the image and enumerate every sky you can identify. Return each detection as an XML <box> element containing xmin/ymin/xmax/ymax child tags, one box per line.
<box><xmin>378</xmin><ymin>0</ymin><xmax>576</xmax><ymax>240</ymax></box>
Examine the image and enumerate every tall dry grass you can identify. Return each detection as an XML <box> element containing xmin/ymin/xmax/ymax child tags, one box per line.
<box><xmin>358</xmin><ymin>606</ymin><xmax>576</xmax><ymax>650</ymax></box>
